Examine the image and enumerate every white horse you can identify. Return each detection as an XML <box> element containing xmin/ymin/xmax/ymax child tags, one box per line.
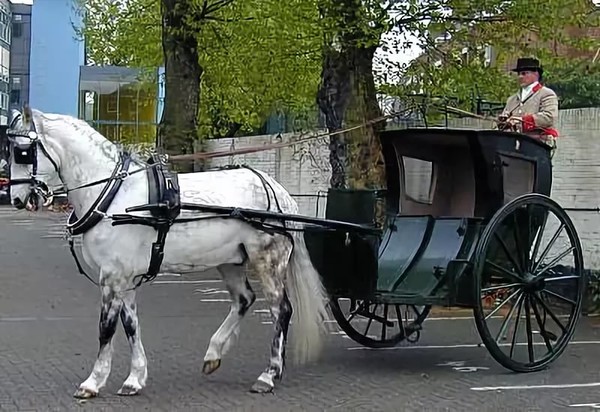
<box><xmin>6</xmin><ymin>107</ymin><xmax>331</xmax><ymax>397</ymax></box>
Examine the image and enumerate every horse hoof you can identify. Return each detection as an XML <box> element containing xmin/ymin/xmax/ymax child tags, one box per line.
<box><xmin>250</xmin><ymin>379</ymin><xmax>274</xmax><ymax>394</ymax></box>
<box><xmin>73</xmin><ymin>387</ymin><xmax>97</xmax><ymax>399</ymax></box>
<box><xmin>117</xmin><ymin>385</ymin><xmax>141</xmax><ymax>396</ymax></box>
<box><xmin>202</xmin><ymin>359</ymin><xmax>221</xmax><ymax>375</ymax></box>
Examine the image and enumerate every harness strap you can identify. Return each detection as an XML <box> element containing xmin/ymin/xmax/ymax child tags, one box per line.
<box><xmin>67</xmin><ymin>153</ymin><xmax>132</xmax><ymax>236</ymax></box>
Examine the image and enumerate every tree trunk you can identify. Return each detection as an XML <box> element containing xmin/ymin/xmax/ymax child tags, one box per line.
<box><xmin>316</xmin><ymin>5</ymin><xmax>385</xmax><ymax>191</ymax></box>
<box><xmin>157</xmin><ymin>0</ymin><xmax>203</xmax><ymax>173</ymax></box>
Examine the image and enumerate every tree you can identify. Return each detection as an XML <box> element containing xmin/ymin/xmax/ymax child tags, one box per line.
<box><xmin>379</xmin><ymin>0</ymin><xmax>600</xmax><ymax>109</ymax></box>
<box><xmin>316</xmin><ymin>0</ymin><xmax>600</xmax><ymax>191</ymax></box>
<box><xmin>74</xmin><ymin>0</ymin><xmax>324</xmax><ymax>169</ymax></box>
<box><xmin>158</xmin><ymin>0</ymin><xmax>204</xmax><ymax>172</ymax></box>
<box><xmin>316</xmin><ymin>0</ymin><xmax>389</xmax><ymax>190</ymax></box>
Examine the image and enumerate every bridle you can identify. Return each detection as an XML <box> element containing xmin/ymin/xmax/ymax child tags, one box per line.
<box><xmin>6</xmin><ymin>113</ymin><xmax>61</xmax><ymax>208</ymax></box>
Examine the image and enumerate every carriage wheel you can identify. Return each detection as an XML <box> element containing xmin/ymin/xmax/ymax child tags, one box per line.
<box><xmin>473</xmin><ymin>193</ymin><xmax>585</xmax><ymax>372</ymax></box>
<box><xmin>329</xmin><ymin>297</ymin><xmax>431</xmax><ymax>348</ymax></box>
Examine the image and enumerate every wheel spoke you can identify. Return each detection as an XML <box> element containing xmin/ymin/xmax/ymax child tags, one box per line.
<box><xmin>529</xmin><ymin>210</ymin><xmax>548</xmax><ymax>271</ymax></box>
<box><xmin>532</xmin><ymin>223</ymin><xmax>565</xmax><ymax>273</ymax></box>
<box><xmin>494</xmin><ymin>232</ymin><xmax>524</xmax><ymax>275</ymax></box>
<box><xmin>364</xmin><ymin>304</ymin><xmax>376</xmax><ymax>336</ymax></box>
<box><xmin>381</xmin><ymin>304</ymin><xmax>388</xmax><ymax>341</ymax></box>
<box><xmin>543</xmin><ymin>275</ymin><xmax>580</xmax><ymax>282</ymax></box>
<box><xmin>541</xmin><ymin>289</ymin><xmax>576</xmax><ymax>306</ymax></box>
<box><xmin>530</xmin><ymin>295</ymin><xmax>554</xmax><ymax>352</ymax></box>
<box><xmin>534</xmin><ymin>247</ymin><xmax>576</xmax><ymax>278</ymax></box>
<box><xmin>524</xmin><ymin>295</ymin><xmax>535</xmax><ymax>363</ymax></box>
<box><xmin>347</xmin><ymin>300</ymin><xmax>365</xmax><ymax>323</ymax></box>
<box><xmin>485</xmin><ymin>259</ymin><xmax>522</xmax><ymax>282</ymax></box>
<box><xmin>395</xmin><ymin>304</ymin><xmax>406</xmax><ymax>337</ymax></box>
<box><xmin>512</xmin><ymin>211</ymin><xmax>526</xmax><ymax>272</ymax></box>
<box><xmin>485</xmin><ymin>287</ymin><xmax>522</xmax><ymax>320</ymax></box>
<box><xmin>495</xmin><ymin>291</ymin><xmax>524</xmax><ymax>344</ymax></box>
<box><xmin>482</xmin><ymin>282</ymin><xmax>523</xmax><ymax>293</ymax></box>
<box><xmin>531</xmin><ymin>292</ymin><xmax>567</xmax><ymax>333</ymax></box>
<box><xmin>510</xmin><ymin>294</ymin><xmax>525</xmax><ymax>358</ymax></box>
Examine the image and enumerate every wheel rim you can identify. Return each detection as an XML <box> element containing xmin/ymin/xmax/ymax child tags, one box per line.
<box><xmin>330</xmin><ymin>298</ymin><xmax>430</xmax><ymax>348</ymax></box>
<box><xmin>474</xmin><ymin>194</ymin><xmax>585</xmax><ymax>371</ymax></box>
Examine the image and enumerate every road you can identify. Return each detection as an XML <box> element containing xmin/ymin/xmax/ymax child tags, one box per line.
<box><xmin>1</xmin><ymin>206</ymin><xmax>600</xmax><ymax>411</ymax></box>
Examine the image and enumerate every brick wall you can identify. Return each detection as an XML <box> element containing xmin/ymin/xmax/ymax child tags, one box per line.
<box><xmin>204</xmin><ymin>107</ymin><xmax>600</xmax><ymax>269</ymax></box>
<box><xmin>203</xmin><ymin>132</ymin><xmax>332</xmax><ymax>218</ymax></box>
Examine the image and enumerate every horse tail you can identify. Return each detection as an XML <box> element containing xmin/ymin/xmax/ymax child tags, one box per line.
<box><xmin>285</xmin><ymin>229</ymin><xmax>331</xmax><ymax>365</ymax></box>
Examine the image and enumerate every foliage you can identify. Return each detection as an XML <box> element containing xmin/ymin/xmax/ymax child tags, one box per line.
<box><xmin>542</xmin><ymin>57</ymin><xmax>600</xmax><ymax>109</ymax></box>
<box><xmin>73</xmin><ymin>0</ymin><xmax>323</xmax><ymax>139</ymax></box>
<box><xmin>375</xmin><ymin>0</ymin><xmax>600</xmax><ymax>109</ymax></box>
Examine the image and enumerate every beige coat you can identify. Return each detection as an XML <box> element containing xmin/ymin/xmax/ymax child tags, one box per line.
<box><xmin>500</xmin><ymin>82</ymin><xmax>559</xmax><ymax>147</ymax></box>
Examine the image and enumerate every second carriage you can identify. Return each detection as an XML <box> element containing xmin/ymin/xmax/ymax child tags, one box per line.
<box><xmin>303</xmin><ymin>126</ymin><xmax>585</xmax><ymax>373</ymax></box>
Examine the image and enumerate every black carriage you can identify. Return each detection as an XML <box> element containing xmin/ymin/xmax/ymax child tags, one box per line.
<box><xmin>304</xmin><ymin>127</ymin><xmax>585</xmax><ymax>372</ymax></box>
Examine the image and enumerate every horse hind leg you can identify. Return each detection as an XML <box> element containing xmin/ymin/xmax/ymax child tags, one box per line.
<box><xmin>248</xmin><ymin>238</ymin><xmax>293</xmax><ymax>393</ymax></box>
<box><xmin>202</xmin><ymin>263</ymin><xmax>256</xmax><ymax>375</ymax></box>
<box><xmin>251</xmin><ymin>289</ymin><xmax>292</xmax><ymax>393</ymax></box>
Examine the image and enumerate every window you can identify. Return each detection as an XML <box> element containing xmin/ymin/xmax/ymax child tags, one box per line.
<box><xmin>10</xmin><ymin>89</ymin><xmax>20</xmax><ymax>105</ymax></box>
<box><xmin>499</xmin><ymin>154</ymin><xmax>535</xmax><ymax>204</ymax></box>
<box><xmin>402</xmin><ymin>156</ymin><xmax>435</xmax><ymax>204</ymax></box>
<box><xmin>0</xmin><ymin>92</ymin><xmax>9</xmax><ymax>110</ymax></box>
<box><xmin>12</xmin><ymin>22</ymin><xmax>21</xmax><ymax>38</ymax></box>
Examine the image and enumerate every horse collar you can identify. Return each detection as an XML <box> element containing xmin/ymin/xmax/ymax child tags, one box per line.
<box><xmin>67</xmin><ymin>152</ymin><xmax>132</xmax><ymax>236</ymax></box>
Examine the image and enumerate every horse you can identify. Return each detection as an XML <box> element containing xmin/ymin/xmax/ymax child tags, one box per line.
<box><xmin>6</xmin><ymin>106</ymin><xmax>331</xmax><ymax>397</ymax></box>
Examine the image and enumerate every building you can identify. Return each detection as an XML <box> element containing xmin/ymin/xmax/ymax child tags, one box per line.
<box><xmin>8</xmin><ymin>0</ymin><xmax>84</xmax><ymax>117</ymax></box>
<box><xmin>0</xmin><ymin>0</ymin><xmax>164</xmax><ymax>144</ymax></box>
<box><xmin>9</xmin><ymin>0</ymin><xmax>30</xmax><ymax>114</ymax></box>
<box><xmin>79</xmin><ymin>65</ymin><xmax>164</xmax><ymax>145</ymax></box>
<box><xmin>0</xmin><ymin>0</ymin><xmax>10</xmax><ymax>125</ymax></box>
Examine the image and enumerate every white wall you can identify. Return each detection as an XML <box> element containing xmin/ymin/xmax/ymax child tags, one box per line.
<box><xmin>204</xmin><ymin>107</ymin><xmax>600</xmax><ymax>269</ymax></box>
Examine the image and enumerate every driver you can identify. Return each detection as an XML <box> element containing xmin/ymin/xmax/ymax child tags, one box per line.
<box><xmin>497</xmin><ymin>57</ymin><xmax>560</xmax><ymax>155</ymax></box>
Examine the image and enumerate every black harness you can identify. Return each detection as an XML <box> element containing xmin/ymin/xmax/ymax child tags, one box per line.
<box><xmin>5</xmin><ymin>114</ymin><xmax>296</xmax><ymax>290</ymax></box>
<box><xmin>5</xmin><ymin>114</ymin><xmax>181</xmax><ymax>289</ymax></box>
<box><xmin>6</xmin><ymin>113</ymin><xmax>61</xmax><ymax>208</ymax></box>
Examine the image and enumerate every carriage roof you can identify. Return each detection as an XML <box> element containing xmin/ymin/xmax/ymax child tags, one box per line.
<box><xmin>378</xmin><ymin>127</ymin><xmax>553</xmax><ymax>219</ymax></box>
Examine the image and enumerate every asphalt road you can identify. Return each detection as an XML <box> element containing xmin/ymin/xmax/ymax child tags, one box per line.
<box><xmin>1</xmin><ymin>206</ymin><xmax>600</xmax><ymax>412</ymax></box>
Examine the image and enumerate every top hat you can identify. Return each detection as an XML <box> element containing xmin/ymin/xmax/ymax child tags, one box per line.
<box><xmin>512</xmin><ymin>57</ymin><xmax>543</xmax><ymax>75</ymax></box>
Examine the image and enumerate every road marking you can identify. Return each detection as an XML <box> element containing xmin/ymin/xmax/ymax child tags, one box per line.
<box><xmin>570</xmin><ymin>403</ymin><xmax>600</xmax><ymax>408</ymax></box>
<box><xmin>201</xmin><ymin>298</ymin><xmax>266</xmax><ymax>303</ymax></box>
<box><xmin>261</xmin><ymin>315</ymin><xmax>530</xmax><ymax>326</ymax></box>
<box><xmin>472</xmin><ymin>382</ymin><xmax>600</xmax><ymax>391</ymax></box>
<box><xmin>346</xmin><ymin>340</ymin><xmax>600</xmax><ymax>351</ymax></box>
<box><xmin>195</xmin><ymin>288</ymin><xmax>228</xmax><ymax>295</ymax></box>
<box><xmin>152</xmin><ymin>280</ymin><xmax>222</xmax><ymax>285</ymax></box>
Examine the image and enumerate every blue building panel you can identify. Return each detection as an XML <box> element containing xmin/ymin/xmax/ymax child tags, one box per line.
<box><xmin>29</xmin><ymin>0</ymin><xmax>84</xmax><ymax>117</ymax></box>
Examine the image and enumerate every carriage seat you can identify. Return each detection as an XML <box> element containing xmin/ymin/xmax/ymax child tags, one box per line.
<box><xmin>144</xmin><ymin>153</ymin><xmax>181</xmax><ymax>221</ymax></box>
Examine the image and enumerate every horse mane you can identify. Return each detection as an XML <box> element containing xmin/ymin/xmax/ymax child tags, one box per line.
<box><xmin>31</xmin><ymin>109</ymin><xmax>157</xmax><ymax>164</ymax></box>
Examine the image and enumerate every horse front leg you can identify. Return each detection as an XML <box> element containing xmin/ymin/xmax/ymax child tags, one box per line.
<box><xmin>117</xmin><ymin>289</ymin><xmax>147</xmax><ymax>396</ymax></box>
<box><xmin>74</xmin><ymin>285</ymin><xmax>123</xmax><ymax>399</ymax></box>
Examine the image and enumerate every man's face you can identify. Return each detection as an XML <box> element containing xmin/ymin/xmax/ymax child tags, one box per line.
<box><xmin>518</xmin><ymin>70</ymin><xmax>538</xmax><ymax>87</ymax></box>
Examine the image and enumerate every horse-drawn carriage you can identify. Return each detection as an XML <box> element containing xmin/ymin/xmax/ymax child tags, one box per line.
<box><xmin>304</xmin><ymin>126</ymin><xmax>584</xmax><ymax>372</ymax></box>
<box><xmin>4</xmin><ymin>108</ymin><xmax>585</xmax><ymax>397</ymax></box>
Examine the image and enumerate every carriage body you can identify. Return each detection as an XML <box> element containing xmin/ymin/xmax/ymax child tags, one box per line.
<box><xmin>304</xmin><ymin>127</ymin><xmax>584</xmax><ymax>370</ymax></box>
<box><xmin>305</xmin><ymin>127</ymin><xmax>553</xmax><ymax>306</ymax></box>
